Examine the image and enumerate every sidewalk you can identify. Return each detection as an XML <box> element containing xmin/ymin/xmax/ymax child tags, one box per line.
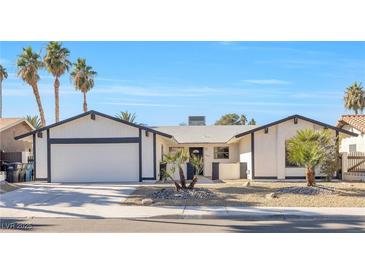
<box><xmin>1</xmin><ymin>205</ymin><xmax>364</xmax><ymax>219</ymax></box>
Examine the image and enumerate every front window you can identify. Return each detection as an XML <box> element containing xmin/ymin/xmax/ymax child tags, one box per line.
<box><xmin>214</xmin><ymin>147</ymin><xmax>229</xmax><ymax>159</ymax></box>
<box><xmin>349</xmin><ymin>144</ymin><xmax>357</xmax><ymax>153</ymax></box>
<box><xmin>285</xmin><ymin>141</ymin><xmax>303</xmax><ymax>167</ymax></box>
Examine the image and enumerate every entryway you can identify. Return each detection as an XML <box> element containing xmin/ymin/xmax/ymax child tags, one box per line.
<box><xmin>187</xmin><ymin>147</ymin><xmax>204</xmax><ymax>179</ymax></box>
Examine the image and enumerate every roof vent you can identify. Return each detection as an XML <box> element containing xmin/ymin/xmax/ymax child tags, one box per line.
<box><xmin>188</xmin><ymin>116</ymin><xmax>206</xmax><ymax>126</ymax></box>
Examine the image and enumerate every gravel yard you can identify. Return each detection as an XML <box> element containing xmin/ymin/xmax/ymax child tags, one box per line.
<box><xmin>123</xmin><ymin>181</ymin><xmax>365</xmax><ymax>207</ymax></box>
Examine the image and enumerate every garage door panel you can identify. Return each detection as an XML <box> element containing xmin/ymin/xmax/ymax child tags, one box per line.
<box><xmin>51</xmin><ymin>144</ymin><xmax>139</xmax><ymax>183</ymax></box>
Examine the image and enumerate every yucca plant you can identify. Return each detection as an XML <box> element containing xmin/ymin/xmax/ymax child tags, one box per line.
<box><xmin>287</xmin><ymin>129</ymin><xmax>331</xmax><ymax>186</ymax></box>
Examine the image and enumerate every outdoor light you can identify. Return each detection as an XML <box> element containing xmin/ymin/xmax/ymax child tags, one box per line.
<box><xmin>37</xmin><ymin>132</ymin><xmax>43</xmax><ymax>138</ymax></box>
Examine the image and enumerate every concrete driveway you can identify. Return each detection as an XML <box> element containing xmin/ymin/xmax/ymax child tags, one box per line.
<box><xmin>0</xmin><ymin>182</ymin><xmax>138</xmax><ymax>218</ymax></box>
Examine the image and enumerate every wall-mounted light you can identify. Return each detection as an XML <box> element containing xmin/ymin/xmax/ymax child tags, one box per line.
<box><xmin>294</xmin><ymin>117</ymin><xmax>298</xmax><ymax>124</ymax></box>
<box><xmin>37</xmin><ymin>132</ymin><xmax>43</xmax><ymax>138</ymax></box>
<box><xmin>145</xmin><ymin>131</ymin><xmax>149</xmax><ymax>137</ymax></box>
<box><xmin>264</xmin><ymin>128</ymin><xmax>269</xmax><ymax>134</ymax></box>
<box><xmin>91</xmin><ymin>113</ymin><xmax>96</xmax><ymax>120</ymax></box>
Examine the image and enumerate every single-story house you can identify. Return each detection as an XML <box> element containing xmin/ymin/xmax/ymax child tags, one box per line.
<box><xmin>15</xmin><ymin>110</ymin><xmax>356</xmax><ymax>183</ymax></box>
<box><xmin>337</xmin><ymin>115</ymin><xmax>365</xmax><ymax>153</ymax></box>
<box><xmin>0</xmin><ymin>118</ymin><xmax>34</xmax><ymax>163</ymax></box>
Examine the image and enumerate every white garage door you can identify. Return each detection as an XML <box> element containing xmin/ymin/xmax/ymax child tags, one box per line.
<box><xmin>51</xmin><ymin>143</ymin><xmax>139</xmax><ymax>183</ymax></box>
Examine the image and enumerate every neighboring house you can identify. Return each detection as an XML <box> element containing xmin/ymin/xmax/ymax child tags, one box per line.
<box><xmin>15</xmin><ymin>110</ymin><xmax>355</xmax><ymax>183</ymax></box>
<box><xmin>337</xmin><ymin>115</ymin><xmax>365</xmax><ymax>153</ymax></box>
<box><xmin>0</xmin><ymin>118</ymin><xmax>34</xmax><ymax>163</ymax></box>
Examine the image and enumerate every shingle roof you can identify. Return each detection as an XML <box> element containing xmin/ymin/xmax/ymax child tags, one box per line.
<box><xmin>0</xmin><ymin>118</ymin><xmax>34</xmax><ymax>132</ymax></box>
<box><xmin>154</xmin><ymin>125</ymin><xmax>258</xmax><ymax>144</ymax></box>
<box><xmin>337</xmin><ymin>115</ymin><xmax>365</xmax><ymax>133</ymax></box>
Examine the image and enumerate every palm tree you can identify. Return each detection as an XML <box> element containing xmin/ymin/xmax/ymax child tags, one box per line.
<box><xmin>344</xmin><ymin>82</ymin><xmax>365</xmax><ymax>114</ymax></box>
<box><xmin>70</xmin><ymin>58</ymin><xmax>97</xmax><ymax>112</ymax></box>
<box><xmin>44</xmin><ymin>42</ymin><xmax>71</xmax><ymax>122</ymax></box>
<box><xmin>240</xmin><ymin>114</ymin><xmax>247</xmax><ymax>125</ymax></box>
<box><xmin>25</xmin><ymin>115</ymin><xmax>42</xmax><ymax>129</ymax></box>
<box><xmin>17</xmin><ymin>47</ymin><xmax>46</xmax><ymax>127</ymax></box>
<box><xmin>248</xmin><ymin>118</ymin><xmax>256</xmax><ymax>125</ymax></box>
<box><xmin>115</xmin><ymin>111</ymin><xmax>137</xmax><ymax>123</ymax></box>
<box><xmin>0</xmin><ymin>65</ymin><xmax>8</xmax><ymax>118</ymax></box>
<box><xmin>287</xmin><ymin>129</ymin><xmax>331</xmax><ymax>186</ymax></box>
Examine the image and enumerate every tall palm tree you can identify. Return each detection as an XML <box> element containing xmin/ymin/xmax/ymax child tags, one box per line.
<box><xmin>287</xmin><ymin>129</ymin><xmax>330</xmax><ymax>186</ymax></box>
<box><xmin>0</xmin><ymin>65</ymin><xmax>8</xmax><ymax>118</ymax></box>
<box><xmin>344</xmin><ymin>82</ymin><xmax>365</xmax><ymax>114</ymax></box>
<box><xmin>44</xmin><ymin>42</ymin><xmax>71</xmax><ymax>122</ymax></box>
<box><xmin>70</xmin><ymin>58</ymin><xmax>97</xmax><ymax>112</ymax></box>
<box><xmin>115</xmin><ymin>111</ymin><xmax>137</xmax><ymax>123</ymax></box>
<box><xmin>25</xmin><ymin>115</ymin><xmax>42</xmax><ymax>129</ymax></box>
<box><xmin>17</xmin><ymin>47</ymin><xmax>46</xmax><ymax>126</ymax></box>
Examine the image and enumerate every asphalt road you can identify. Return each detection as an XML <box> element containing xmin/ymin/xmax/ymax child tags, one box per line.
<box><xmin>1</xmin><ymin>216</ymin><xmax>365</xmax><ymax>232</ymax></box>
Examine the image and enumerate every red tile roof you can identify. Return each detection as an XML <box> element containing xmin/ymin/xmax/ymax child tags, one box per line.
<box><xmin>337</xmin><ymin>115</ymin><xmax>365</xmax><ymax>133</ymax></box>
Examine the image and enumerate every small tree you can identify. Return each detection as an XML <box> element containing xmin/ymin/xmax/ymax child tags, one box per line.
<box><xmin>320</xmin><ymin>135</ymin><xmax>338</xmax><ymax>181</ymax></box>
<box><xmin>162</xmin><ymin>148</ymin><xmax>203</xmax><ymax>191</ymax></box>
<box><xmin>287</xmin><ymin>129</ymin><xmax>331</xmax><ymax>186</ymax></box>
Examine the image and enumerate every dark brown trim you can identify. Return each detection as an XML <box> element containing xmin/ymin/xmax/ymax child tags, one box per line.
<box><xmin>49</xmin><ymin>137</ymin><xmax>140</xmax><ymax>144</ymax></box>
<box><xmin>251</xmin><ymin>132</ymin><xmax>255</xmax><ymax>179</ymax></box>
<box><xmin>47</xmin><ymin>129</ymin><xmax>51</xmax><ymax>183</ymax></box>
<box><xmin>235</xmin><ymin>114</ymin><xmax>358</xmax><ymax>138</ymax></box>
<box><xmin>33</xmin><ymin>134</ymin><xmax>36</xmax><ymax>180</ymax></box>
<box><xmin>153</xmin><ymin>133</ymin><xmax>156</xmax><ymax>180</ymax></box>
<box><xmin>142</xmin><ymin>177</ymin><xmax>155</xmax><ymax>180</ymax></box>
<box><xmin>15</xmin><ymin>110</ymin><xmax>173</xmax><ymax>140</ymax></box>
<box><xmin>139</xmin><ymin>129</ymin><xmax>142</xmax><ymax>182</ymax></box>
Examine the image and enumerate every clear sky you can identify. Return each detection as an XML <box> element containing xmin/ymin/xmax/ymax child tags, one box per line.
<box><xmin>1</xmin><ymin>41</ymin><xmax>364</xmax><ymax>126</ymax></box>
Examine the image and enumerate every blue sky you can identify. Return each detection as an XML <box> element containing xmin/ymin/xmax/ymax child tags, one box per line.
<box><xmin>1</xmin><ymin>41</ymin><xmax>364</xmax><ymax>126</ymax></box>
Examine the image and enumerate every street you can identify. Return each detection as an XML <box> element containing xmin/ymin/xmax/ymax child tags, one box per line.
<box><xmin>1</xmin><ymin>216</ymin><xmax>365</xmax><ymax>232</ymax></box>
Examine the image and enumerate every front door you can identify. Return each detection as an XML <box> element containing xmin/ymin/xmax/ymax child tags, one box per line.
<box><xmin>188</xmin><ymin>147</ymin><xmax>204</xmax><ymax>176</ymax></box>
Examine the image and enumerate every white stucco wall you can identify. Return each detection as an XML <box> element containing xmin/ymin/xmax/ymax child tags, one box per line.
<box><xmin>219</xmin><ymin>162</ymin><xmax>240</xmax><ymax>179</ymax></box>
<box><xmin>245</xmin><ymin>118</ymin><xmax>332</xmax><ymax>179</ymax></box>
<box><xmin>34</xmin><ymin>113</ymin><xmax>156</xmax><ymax>182</ymax></box>
<box><xmin>35</xmin><ymin>130</ymin><xmax>48</xmax><ymax>179</ymax></box>
<box><xmin>50</xmin><ymin>115</ymin><xmax>139</xmax><ymax>138</ymax></box>
<box><xmin>203</xmin><ymin>143</ymin><xmax>238</xmax><ymax>176</ymax></box>
<box><xmin>51</xmin><ymin>143</ymin><xmax>139</xmax><ymax>183</ymax></box>
<box><xmin>141</xmin><ymin>130</ymin><xmax>154</xmax><ymax>178</ymax></box>
<box><xmin>238</xmin><ymin>135</ymin><xmax>252</xmax><ymax>179</ymax></box>
<box><xmin>339</xmin><ymin>126</ymin><xmax>365</xmax><ymax>153</ymax></box>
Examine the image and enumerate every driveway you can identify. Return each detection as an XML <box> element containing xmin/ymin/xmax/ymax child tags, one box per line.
<box><xmin>0</xmin><ymin>182</ymin><xmax>138</xmax><ymax>218</ymax></box>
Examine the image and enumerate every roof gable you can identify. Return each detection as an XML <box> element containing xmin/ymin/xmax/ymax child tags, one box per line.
<box><xmin>234</xmin><ymin>114</ymin><xmax>357</xmax><ymax>138</ymax></box>
<box><xmin>0</xmin><ymin>118</ymin><xmax>35</xmax><ymax>133</ymax></box>
<box><xmin>15</xmin><ymin>110</ymin><xmax>173</xmax><ymax>140</ymax></box>
<box><xmin>337</xmin><ymin>115</ymin><xmax>365</xmax><ymax>134</ymax></box>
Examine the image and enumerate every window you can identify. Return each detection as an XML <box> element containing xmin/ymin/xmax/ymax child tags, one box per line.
<box><xmin>214</xmin><ymin>147</ymin><xmax>229</xmax><ymax>159</ymax></box>
<box><xmin>349</xmin><ymin>144</ymin><xmax>357</xmax><ymax>153</ymax></box>
<box><xmin>285</xmin><ymin>141</ymin><xmax>303</xmax><ymax>168</ymax></box>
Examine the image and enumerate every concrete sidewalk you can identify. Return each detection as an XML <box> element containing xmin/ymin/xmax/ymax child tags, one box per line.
<box><xmin>1</xmin><ymin>205</ymin><xmax>364</xmax><ymax>219</ymax></box>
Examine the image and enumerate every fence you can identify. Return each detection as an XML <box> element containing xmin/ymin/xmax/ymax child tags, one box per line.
<box><xmin>342</xmin><ymin>152</ymin><xmax>365</xmax><ymax>181</ymax></box>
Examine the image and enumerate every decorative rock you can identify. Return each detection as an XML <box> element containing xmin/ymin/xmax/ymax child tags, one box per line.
<box><xmin>141</xmin><ymin>198</ymin><xmax>154</xmax><ymax>206</ymax></box>
<box><xmin>265</xmin><ymin>192</ymin><xmax>279</xmax><ymax>199</ymax></box>
<box><xmin>151</xmin><ymin>188</ymin><xmax>216</xmax><ymax>200</ymax></box>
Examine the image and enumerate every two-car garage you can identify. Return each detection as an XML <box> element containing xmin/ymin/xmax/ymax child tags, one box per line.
<box><xmin>15</xmin><ymin>111</ymin><xmax>173</xmax><ymax>183</ymax></box>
